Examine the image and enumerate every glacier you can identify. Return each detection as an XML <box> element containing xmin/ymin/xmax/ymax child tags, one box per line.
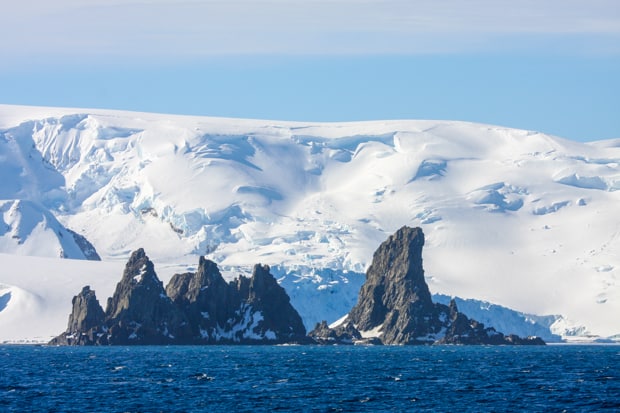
<box><xmin>0</xmin><ymin>104</ymin><xmax>618</xmax><ymax>343</ymax></box>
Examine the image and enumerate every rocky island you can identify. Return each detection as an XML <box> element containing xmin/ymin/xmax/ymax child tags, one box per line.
<box><xmin>308</xmin><ymin>226</ymin><xmax>545</xmax><ymax>345</ymax></box>
<box><xmin>51</xmin><ymin>226</ymin><xmax>544</xmax><ymax>345</ymax></box>
<box><xmin>50</xmin><ymin>249</ymin><xmax>307</xmax><ymax>345</ymax></box>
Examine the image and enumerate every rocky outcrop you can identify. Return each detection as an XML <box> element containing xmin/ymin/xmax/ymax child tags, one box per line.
<box><xmin>431</xmin><ymin>297</ymin><xmax>543</xmax><ymax>345</ymax></box>
<box><xmin>166</xmin><ymin>258</ymin><xmax>307</xmax><ymax>343</ymax></box>
<box><xmin>101</xmin><ymin>248</ymin><xmax>190</xmax><ymax>344</ymax></box>
<box><xmin>346</xmin><ymin>226</ymin><xmax>442</xmax><ymax>344</ymax></box>
<box><xmin>239</xmin><ymin>264</ymin><xmax>308</xmax><ymax>343</ymax></box>
<box><xmin>166</xmin><ymin>257</ymin><xmax>234</xmax><ymax>341</ymax></box>
<box><xmin>52</xmin><ymin>228</ymin><xmax>545</xmax><ymax>346</ymax></box>
<box><xmin>308</xmin><ymin>320</ymin><xmax>366</xmax><ymax>345</ymax></box>
<box><xmin>51</xmin><ymin>250</ymin><xmax>307</xmax><ymax>345</ymax></box>
<box><xmin>309</xmin><ymin>226</ymin><xmax>545</xmax><ymax>345</ymax></box>
<box><xmin>51</xmin><ymin>249</ymin><xmax>190</xmax><ymax>345</ymax></box>
<box><xmin>49</xmin><ymin>286</ymin><xmax>106</xmax><ymax>345</ymax></box>
<box><xmin>435</xmin><ymin>298</ymin><xmax>510</xmax><ymax>345</ymax></box>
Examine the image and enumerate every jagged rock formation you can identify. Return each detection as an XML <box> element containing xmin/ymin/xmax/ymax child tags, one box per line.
<box><xmin>434</xmin><ymin>298</ymin><xmax>545</xmax><ymax>345</ymax></box>
<box><xmin>49</xmin><ymin>286</ymin><xmax>106</xmax><ymax>345</ymax></box>
<box><xmin>347</xmin><ymin>225</ymin><xmax>440</xmax><ymax>344</ymax></box>
<box><xmin>309</xmin><ymin>226</ymin><xmax>545</xmax><ymax>345</ymax></box>
<box><xmin>51</xmin><ymin>249</ymin><xmax>189</xmax><ymax>345</ymax></box>
<box><xmin>309</xmin><ymin>320</ymin><xmax>369</xmax><ymax>345</ymax></box>
<box><xmin>52</xmin><ymin>228</ymin><xmax>545</xmax><ymax>346</ymax></box>
<box><xmin>101</xmin><ymin>248</ymin><xmax>190</xmax><ymax>344</ymax></box>
<box><xmin>51</xmin><ymin>249</ymin><xmax>307</xmax><ymax>345</ymax></box>
<box><xmin>166</xmin><ymin>257</ymin><xmax>307</xmax><ymax>343</ymax></box>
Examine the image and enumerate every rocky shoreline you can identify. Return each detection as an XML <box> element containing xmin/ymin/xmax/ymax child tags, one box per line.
<box><xmin>51</xmin><ymin>227</ymin><xmax>544</xmax><ymax>346</ymax></box>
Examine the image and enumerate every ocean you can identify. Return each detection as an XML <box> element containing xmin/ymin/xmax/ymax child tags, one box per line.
<box><xmin>1</xmin><ymin>345</ymin><xmax>618</xmax><ymax>412</ymax></box>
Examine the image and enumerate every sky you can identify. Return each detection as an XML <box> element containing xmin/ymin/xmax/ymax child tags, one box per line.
<box><xmin>1</xmin><ymin>0</ymin><xmax>619</xmax><ymax>141</ymax></box>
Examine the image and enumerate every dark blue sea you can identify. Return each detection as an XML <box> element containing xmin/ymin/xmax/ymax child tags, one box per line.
<box><xmin>1</xmin><ymin>345</ymin><xmax>618</xmax><ymax>412</ymax></box>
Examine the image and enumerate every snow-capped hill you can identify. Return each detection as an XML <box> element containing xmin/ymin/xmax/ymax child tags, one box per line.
<box><xmin>0</xmin><ymin>254</ymin><xmax>122</xmax><ymax>343</ymax></box>
<box><xmin>0</xmin><ymin>199</ymin><xmax>100</xmax><ymax>260</ymax></box>
<box><xmin>0</xmin><ymin>282</ymin><xmax>45</xmax><ymax>328</ymax></box>
<box><xmin>0</xmin><ymin>104</ymin><xmax>618</xmax><ymax>342</ymax></box>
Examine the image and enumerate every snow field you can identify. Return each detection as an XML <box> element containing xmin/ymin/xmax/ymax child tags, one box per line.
<box><xmin>0</xmin><ymin>104</ymin><xmax>618</xmax><ymax>341</ymax></box>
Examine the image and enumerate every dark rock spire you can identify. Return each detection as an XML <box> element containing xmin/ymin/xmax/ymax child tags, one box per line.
<box><xmin>49</xmin><ymin>286</ymin><xmax>105</xmax><ymax>345</ymax></box>
<box><xmin>310</xmin><ymin>226</ymin><xmax>545</xmax><ymax>345</ymax></box>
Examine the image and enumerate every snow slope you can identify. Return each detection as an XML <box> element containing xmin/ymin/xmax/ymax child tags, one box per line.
<box><xmin>0</xmin><ymin>104</ymin><xmax>618</xmax><ymax>342</ymax></box>
<box><xmin>0</xmin><ymin>199</ymin><xmax>100</xmax><ymax>260</ymax></box>
<box><xmin>0</xmin><ymin>253</ymin><xmax>121</xmax><ymax>343</ymax></box>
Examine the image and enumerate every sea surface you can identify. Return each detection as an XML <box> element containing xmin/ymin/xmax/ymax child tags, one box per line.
<box><xmin>1</xmin><ymin>345</ymin><xmax>618</xmax><ymax>412</ymax></box>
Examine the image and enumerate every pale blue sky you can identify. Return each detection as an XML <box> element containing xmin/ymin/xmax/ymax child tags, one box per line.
<box><xmin>1</xmin><ymin>1</ymin><xmax>619</xmax><ymax>141</ymax></box>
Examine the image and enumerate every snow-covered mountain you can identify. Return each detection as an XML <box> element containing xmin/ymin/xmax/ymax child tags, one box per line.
<box><xmin>0</xmin><ymin>104</ymin><xmax>618</xmax><ymax>343</ymax></box>
<box><xmin>0</xmin><ymin>199</ymin><xmax>100</xmax><ymax>260</ymax></box>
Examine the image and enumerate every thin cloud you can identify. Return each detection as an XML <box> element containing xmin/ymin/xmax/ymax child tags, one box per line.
<box><xmin>2</xmin><ymin>0</ymin><xmax>619</xmax><ymax>61</ymax></box>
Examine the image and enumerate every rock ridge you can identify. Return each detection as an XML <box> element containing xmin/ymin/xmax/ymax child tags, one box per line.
<box><xmin>50</xmin><ymin>249</ymin><xmax>307</xmax><ymax>345</ymax></box>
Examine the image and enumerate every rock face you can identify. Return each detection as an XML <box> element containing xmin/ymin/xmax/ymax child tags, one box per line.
<box><xmin>309</xmin><ymin>320</ymin><xmax>365</xmax><ymax>345</ymax></box>
<box><xmin>51</xmin><ymin>249</ymin><xmax>307</xmax><ymax>345</ymax></box>
<box><xmin>166</xmin><ymin>258</ymin><xmax>307</xmax><ymax>343</ymax></box>
<box><xmin>49</xmin><ymin>286</ymin><xmax>106</xmax><ymax>345</ymax></box>
<box><xmin>309</xmin><ymin>226</ymin><xmax>545</xmax><ymax>345</ymax></box>
<box><xmin>347</xmin><ymin>226</ymin><xmax>441</xmax><ymax>344</ymax></box>
<box><xmin>102</xmin><ymin>248</ymin><xmax>190</xmax><ymax>344</ymax></box>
